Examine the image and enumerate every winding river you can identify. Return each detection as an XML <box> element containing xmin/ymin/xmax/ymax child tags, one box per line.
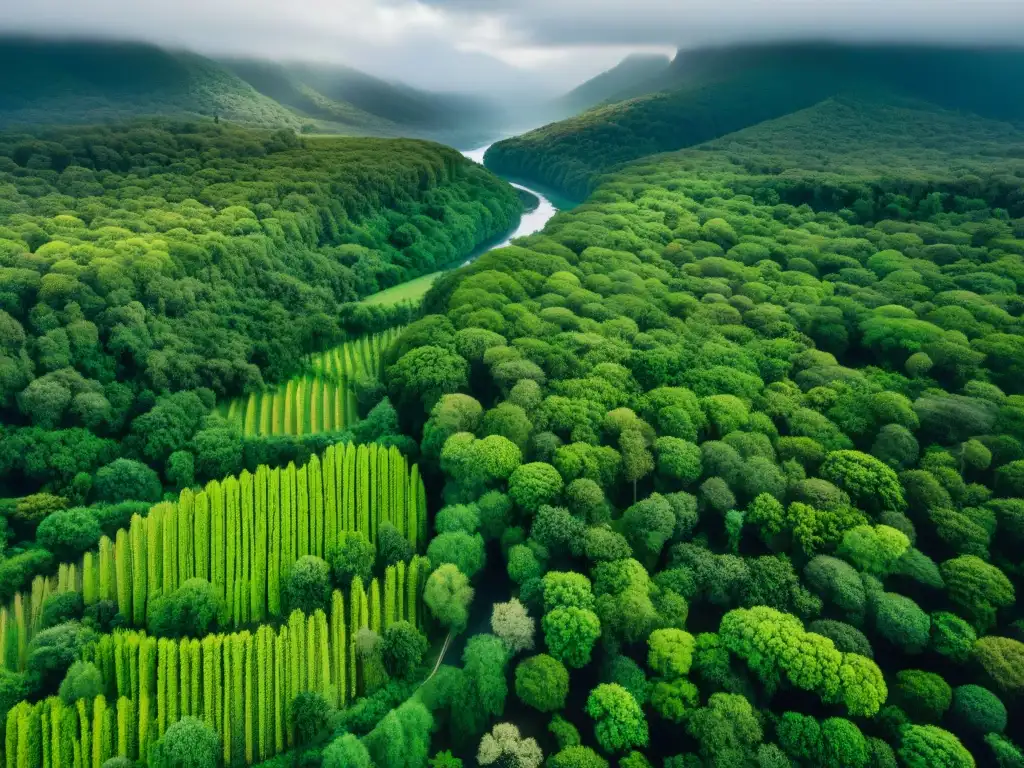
<box><xmin>359</xmin><ymin>143</ymin><xmax>563</xmax><ymax>306</ymax></box>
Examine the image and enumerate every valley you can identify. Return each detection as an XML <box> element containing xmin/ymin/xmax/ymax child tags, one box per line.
<box><xmin>0</xmin><ymin>31</ymin><xmax>1023</xmax><ymax>768</ymax></box>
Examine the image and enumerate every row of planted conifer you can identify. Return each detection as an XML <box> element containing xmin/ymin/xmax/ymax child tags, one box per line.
<box><xmin>222</xmin><ymin>327</ymin><xmax>404</xmax><ymax>437</ymax></box>
<box><xmin>0</xmin><ymin>442</ymin><xmax>427</xmax><ymax>671</ymax></box>
<box><xmin>4</xmin><ymin>574</ymin><xmax>426</xmax><ymax>768</ymax></box>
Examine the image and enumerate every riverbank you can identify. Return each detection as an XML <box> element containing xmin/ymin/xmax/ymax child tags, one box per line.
<box><xmin>357</xmin><ymin>142</ymin><xmax>572</xmax><ymax>307</ymax></box>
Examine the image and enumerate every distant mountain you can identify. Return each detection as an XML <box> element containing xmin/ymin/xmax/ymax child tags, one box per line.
<box><xmin>0</xmin><ymin>36</ymin><xmax>506</xmax><ymax>145</ymax></box>
<box><xmin>0</xmin><ymin>37</ymin><xmax>303</xmax><ymax>129</ymax></box>
<box><xmin>222</xmin><ymin>58</ymin><xmax>504</xmax><ymax>144</ymax></box>
<box><xmin>553</xmin><ymin>53</ymin><xmax>672</xmax><ymax>116</ymax></box>
<box><xmin>486</xmin><ymin>42</ymin><xmax>1024</xmax><ymax>200</ymax></box>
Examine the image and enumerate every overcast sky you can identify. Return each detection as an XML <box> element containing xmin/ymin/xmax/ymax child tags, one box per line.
<box><xmin>2</xmin><ymin>0</ymin><xmax>1023</xmax><ymax>94</ymax></box>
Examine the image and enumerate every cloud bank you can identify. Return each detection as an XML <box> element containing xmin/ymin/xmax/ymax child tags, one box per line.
<box><xmin>1</xmin><ymin>0</ymin><xmax>1021</xmax><ymax>94</ymax></box>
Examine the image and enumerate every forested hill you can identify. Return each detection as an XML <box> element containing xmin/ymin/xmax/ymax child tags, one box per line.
<box><xmin>0</xmin><ymin>120</ymin><xmax>521</xmax><ymax>497</ymax></box>
<box><xmin>221</xmin><ymin>58</ymin><xmax>504</xmax><ymax>144</ymax></box>
<box><xmin>0</xmin><ymin>38</ymin><xmax>304</xmax><ymax>129</ymax></box>
<box><xmin>0</xmin><ymin>37</ymin><xmax>503</xmax><ymax>143</ymax></box>
<box><xmin>552</xmin><ymin>53</ymin><xmax>673</xmax><ymax>117</ymax></box>
<box><xmin>485</xmin><ymin>43</ymin><xmax>1024</xmax><ymax>200</ymax></box>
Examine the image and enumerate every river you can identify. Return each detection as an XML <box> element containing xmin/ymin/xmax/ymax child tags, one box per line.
<box><xmin>358</xmin><ymin>143</ymin><xmax>564</xmax><ymax>306</ymax></box>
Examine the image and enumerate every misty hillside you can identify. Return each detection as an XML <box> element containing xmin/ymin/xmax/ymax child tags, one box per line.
<box><xmin>222</xmin><ymin>58</ymin><xmax>504</xmax><ymax>141</ymax></box>
<box><xmin>486</xmin><ymin>42</ymin><xmax>1024</xmax><ymax>199</ymax></box>
<box><xmin>0</xmin><ymin>37</ymin><xmax>504</xmax><ymax>143</ymax></box>
<box><xmin>552</xmin><ymin>52</ymin><xmax>672</xmax><ymax>116</ymax></box>
<box><xmin>0</xmin><ymin>37</ymin><xmax>304</xmax><ymax>129</ymax></box>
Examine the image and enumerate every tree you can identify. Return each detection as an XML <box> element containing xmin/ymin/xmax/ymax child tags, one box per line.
<box><xmin>686</xmin><ymin>693</ymin><xmax>763</xmax><ymax>768</ymax></box>
<box><xmin>329</xmin><ymin>532</ymin><xmax>375</xmax><ymax>588</ymax></box>
<box><xmin>509</xmin><ymin>462</ymin><xmax>564</xmax><ymax>513</ymax></box>
<box><xmin>26</xmin><ymin>621</ymin><xmax>95</xmax><ymax>693</ymax></box>
<box><xmin>491</xmin><ymin>599</ymin><xmax>535</xmax><ymax>653</ymax></box>
<box><xmin>427</xmin><ymin>531</ymin><xmax>486</xmax><ymax>577</ymax></box>
<box><xmin>647</xmin><ymin>629</ymin><xmax>695</xmax><ymax>679</ymax></box>
<box><xmin>873</xmin><ymin>593</ymin><xmax>931</xmax><ymax>654</ymax></box>
<box><xmin>166</xmin><ymin>450</ymin><xmax>195</xmax><ymax>491</ymax></box>
<box><xmin>424</xmin><ymin>564</ymin><xmax>474</xmax><ymax>632</ymax></box>
<box><xmin>148</xmin><ymin>578</ymin><xmax>221</xmax><ymax>638</ymax></box>
<box><xmin>39</xmin><ymin>591</ymin><xmax>84</xmax><ymax>628</ymax></box>
<box><xmin>820</xmin><ymin>450</ymin><xmax>905</xmax><ymax>514</ymax></box>
<box><xmin>323</xmin><ymin>734</ymin><xmax>371</xmax><ymax>768</ymax></box>
<box><xmin>388</xmin><ymin>345</ymin><xmax>469</xmax><ymax>413</ymax></box>
<box><xmin>543</xmin><ymin>572</ymin><xmax>595</xmax><ymax>612</ymax></box>
<box><xmin>548</xmin><ymin>746</ymin><xmax>608</xmax><ymax>768</ymax></box>
<box><xmin>380</xmin><ymin>621</ymin><xmax>428</xmax><ymax>679</ymax></box>
<box><xmin>940</xmin><ymin>556</ymin><xmax>1015</xmax><ymax>632</ymax></box>
<box><xmin>57</xmin><ymin>660</ymin><xmax>102</xmax><ymax>704</ymax></box>
<box><xmin>543</xmin><ymin>607</ymin><xmax>601</xmax><ymax>668</ymax></box>
<box><xmin>898</xmin><ymin>725</ymin><xmax>974</xmax><ymax>768</ymax></box>
<box><xmin>364</xmin><ymin>699</ymin><xmax>434</xmax><ymax>768</ymax></box>
<box><xmin>621</xmin><ymin>494</ymin><xmax>675</xmax><ymax>561</ymax></box>
<box><xmin>291</xmin><ymin>691</ymin><xmax>332</xmax><ymax>746</ymax></box>
<box><xmin>949</xmin><ymin>685</ymin><xmax>1007</xmax><ymax>736</ymax></box>
<box><xmin>478</xmin><ymin>723</ymin><xmax>543</xmax><ymax>768</ymax></box>
<box><xmin>93</xmin><ymin>458</ymin><xmax>162</xmax><ymax>502</ymax></box>
<box><xmin>150</xmin><ymin>716</ymin><xmax>220</xmax><ymax>768</ymax></box>
<box><xmin>378</xmin><ymin>521</ymin><xmax>414</xmax><ymax>566</ymax></box>
<box><xmin>930</xmin><ymin>612</ymin><xmax>977</xmax><ymax>662</ymax></box>
<box><xmin>516</xmin><ymin>654</ymin><xmax>569</xmax><ymax>712</ymax></box>
<box><xmin>585</xmin><ymin>683</ymin><xmax>648</xmax><ymax>754</ymax></box>
<box><xmin>892</xmin><ymin>670</ymin><xmax>952</xmax><ymax>723</ymax></box>
<box><xmin>654</xmin><ymin>437</ymin><xmax>702</xmax><ymax>487</ymax></box>
<box><xmin>973</xmin><ymin>637</ymin><xmax>1024</xmax><ymax>698</ymax></box>
<box><xmin>284</xmin><ymin>556</ymin><xmax>331</xmax><ymax>615</ymax></box>
<box><xmin>838</xmin><ymin>525</ymin><xmax>909</xmax><ymax>576</ymax></box>
<box><xmin>36</xmin><ymin>507</ymin><xmax>101</xmax><ymax>560</ymax></box>
<box><xmin>620</xmin><ymin>427</ymin><xmax>654</xmax><ymax>502</ymax></box>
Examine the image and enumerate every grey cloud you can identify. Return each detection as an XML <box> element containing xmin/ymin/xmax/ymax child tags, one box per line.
<box><xmin>1</xmin><ymin>0</ymin><xmax>1022</xmax><ymax>96</ymax></box>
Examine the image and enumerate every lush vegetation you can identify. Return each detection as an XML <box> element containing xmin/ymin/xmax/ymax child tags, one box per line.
<box><xmin>0</xmin><ymin>120</ymin><xmax>520</xmax><ymax>499</ymax></box>
<box><xmin>3</xmin><ymin>39</ymin><xmax>1024</xmax><ymax>768</ymax></box>
<box><xmin>219</xmin><ymin>328</ymin><xmax>404</xmax><ymax>437</ymax></box>
<box><xmin>487</xmin><ymin>43</ymin><xmax>1024</xmax><ymax>199</ymax></box>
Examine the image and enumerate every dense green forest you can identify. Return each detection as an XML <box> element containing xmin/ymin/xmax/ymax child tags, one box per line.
<box><xmin>1</xmin><ymin>37</ymin><xmax>1024</xmax><ymax>768</ymax></box>
<box><xmin>0</xmin><ymin>120</ymin><xmax>521</xmax><ymax>501</ymax></box>
<box><xmin>486</xmin><ymin>43</ymin><xmax>1024</xmax><ymax>200</ymax></box>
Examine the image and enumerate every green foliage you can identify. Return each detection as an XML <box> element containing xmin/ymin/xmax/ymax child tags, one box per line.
<box><xmin>380</xmin><ymin>621</ymin><xmax>427</xmax><ymax>679</ymax></box>
<box><xmin>427</xmin><ymin>531</ymin><xmax>486</xmax><ymax>577</ymax></box>
<box><xmin>424</xmin><ymin>564</ymin><xmax>474</xmax><ymax>631</ymax></box>
<box><xmin>291</xmin><ymin>691</ymin><xmax>333</xmax><ymax>746</ymax></box>
<box><xmin>35</xmin><ymin>507</ymin><xmax>101</xmax><ymax>560</ymax></box>
<box><xmin>93</xmin><ymin>459</ymin><xmax>162</xmax><ymax>502</ymax></box>
<box><xmin>57</xmin><ymin>660</ymin><xmax>102</xmax><ymax>705</ymax></box>
<box><xmin>929</xmin><ymin>613</ymin><xmax>977</xmax><ymax>662</ymax></box>
<box><xmin>686</xmin><ymin>693</ymin><xmax>763</xmax><ymax>768</ymax></box>
<box><xmin>892</xmin><ymin>671</ymin><xmax>952</xmax><ymax>723</ymax></box>
<box><xmin>949</xmin><ymin>685</ymin><xmax>1007</xmax><ymax>736</ymax></box>
<box><xmin>898</xmin><ymin>725</ymin><xmax>974</xmax><ymax>768</ymax></box>
<box><xmin>585</xmin><ymin>683</ymin><xmax>648</xmax><ymax>754</ymax></box>
<box><xmin>973</xmin><ymin>637</ymin><xmax>1024</xmax><ymax>698</ymax></box>
<box><xmin>150</xmin><ymin>716</ymin><xmax>220</xmax><ymax>768</ymax></box>
<box><xmin>515</xmin><ymin>654</ymin><xmax>569</xmax><ymax>712</ymax></box>
<box><xmin>284</xmin><ymin>556</ymin><xmax>332</xmax><ymax>615</ymax></box>
<box><xmin>323</xmin><ymin>734</ymin><xmax>371</xmax><ymax>768</ymax></box>
<box><xmin>148</xmin><ymin>578</ymin><xmax>221</xmax><ymax>639</ymax></box>
<box><xmin>543</xmin><ymin>607</ymin><xmax>601</xmax><ymax>668</ymax></box>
